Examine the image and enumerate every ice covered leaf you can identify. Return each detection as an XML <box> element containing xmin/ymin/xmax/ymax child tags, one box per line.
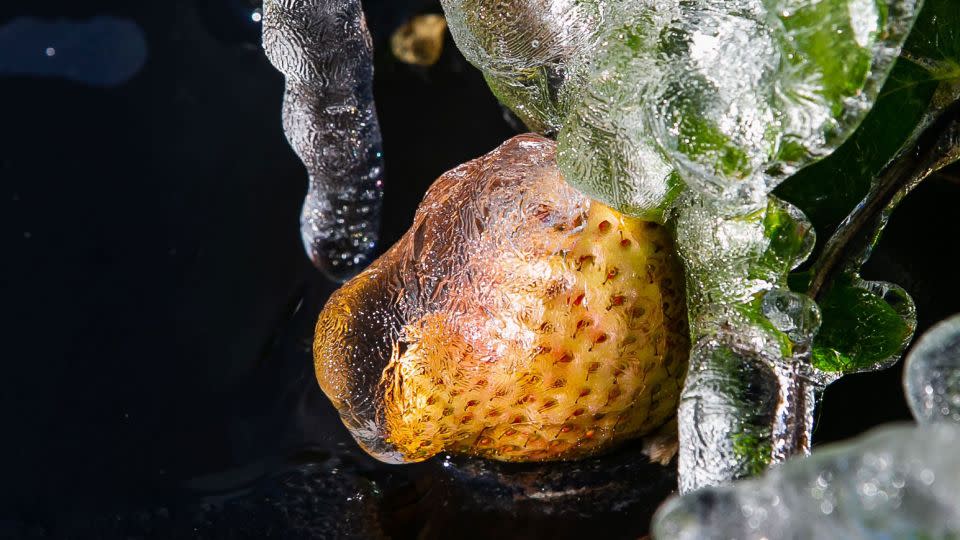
<box><xmin>775</xmin><ymin>59</ymin><xmax>940</xmax><ymax>237</ymax></box>
<box><xmin>646</xmin><ymin>0</ymin><xmax>921</xmax><ymax>201</ymax></box>
<box><xmin>904</xmin><ymin>314</ymin><xmax>960</xmax><ymax>424</ymax></box>
<box><xmin>263</xmin><ymin>0</ymin><xmax>385</xmax><ymax>282</ymax></box>
<box><xmin>777</xmin><ymin>0</ymin><xmax>960</xmax><ymax>239</ymax></box>
<box><xmin>443</xmin><ymin>0</ymin><xmax>922</xmax><ymax>219</ymax></box>
<box><xmin>783</xmin><ymin>102</ymin><xmax>959</xmax><ymax>379</ymax></box>
<box><xmin>653</xmin><ymin>423</ymin><xmax>960</xmax><ymax>539</ymax></box>
<box><xmin>775</xmin><ymin>0</ymin><xmax>960</xmax><ymax>381</ymax></box>
<box><xmin>810</xmin><ymin>275</ymin><xmax>916</xmax><ymax>374</ymax></box>
<box><xmin>313</xmin><ymin>134</ymin><xmax>689</xmax><ymax>464</ymax></box>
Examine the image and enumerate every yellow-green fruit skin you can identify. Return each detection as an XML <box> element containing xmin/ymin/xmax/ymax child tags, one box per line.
<box><xmin>313</xmin><ymin>134</ymin><xmax>688</xmax><ymax>463</ymax></box>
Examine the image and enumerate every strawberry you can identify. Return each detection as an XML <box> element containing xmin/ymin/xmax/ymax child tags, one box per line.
<box><xmin>314</xmin><ymin>134</ymin><xmax>688</xmax><ymax>463</ymax></box>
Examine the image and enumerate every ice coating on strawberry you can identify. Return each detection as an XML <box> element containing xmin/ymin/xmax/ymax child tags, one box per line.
<box><xmin>314</xmin><ymin>134</ymin><xmax>689</xmax><ymax>463</ymax></box>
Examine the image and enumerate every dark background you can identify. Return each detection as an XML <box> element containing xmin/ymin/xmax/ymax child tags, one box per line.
<box><xmin>2</xmin><ymin>0</ymin><xmax>958</xmax><ymax>538</ymax></box>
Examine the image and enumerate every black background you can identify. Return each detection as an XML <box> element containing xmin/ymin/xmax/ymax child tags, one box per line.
<box><xmin>2</xmin><ymin>1</ymin><xmax>959</xmax><ymax>538</ymax></box>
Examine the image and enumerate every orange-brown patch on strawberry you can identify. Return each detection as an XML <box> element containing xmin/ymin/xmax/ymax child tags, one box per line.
<box><xmin>378</xmin><ymin>202</ymin><xmax>688</xmax><ymax>462</ymax></box>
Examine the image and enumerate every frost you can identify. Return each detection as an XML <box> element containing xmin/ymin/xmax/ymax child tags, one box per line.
<box><xmin>904</xmin><ymin>314</ymin><xmax>960</xmax><ymax>425</ymax></box>
<box><xmin>653</xmin><ymin>424</ymin><xmax>960</xmax><ymax>539</ymax></box>
<box><xmin>263</xmin><ymin>0</ymin><xmax>385</xmax><ymax>282</ymax></box>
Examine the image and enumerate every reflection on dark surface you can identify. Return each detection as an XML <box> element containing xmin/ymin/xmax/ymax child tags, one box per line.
<box><xmin>1</xmin><ymin>0</ymin><xmax>959</xmax><ymax>538</ymax></box>
<box><xmin>0</xmin><ymin>16</ymin><xmax>146</xmax><ymax>87</ymax></box>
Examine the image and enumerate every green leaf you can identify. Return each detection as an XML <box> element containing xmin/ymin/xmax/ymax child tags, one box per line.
<box><xmin>811</xmin><ymin>275</ymin><xmax>916</xmax><ymax>374</ymax></box>
<box><xmin>776</xmin><ymin>0</ymin><xmax>960</xmax><ymax>240</ymax></box>
<box><xmin>774</xmin><ymin>60</ymin><xmax>940</xmax><ymax>237</ymax></box>
<box><xmin>777</xmin><ymin>0</ymin><xmax>960</xmax><ymax>379</ymax></box>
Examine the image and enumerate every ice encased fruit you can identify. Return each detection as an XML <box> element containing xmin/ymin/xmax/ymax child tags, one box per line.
<box><xmin>314</xmin><ymin>135</ymin><xmax>688</xmax><ymax>463</ymax></box>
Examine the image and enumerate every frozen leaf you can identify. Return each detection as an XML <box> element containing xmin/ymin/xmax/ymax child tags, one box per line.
<box><xmin>810</xmin><ymin>275</ymin><xmax>916</xmax><ymax>374</ymax></box>
<box><xmin>772</xmin><ymin>1</ymin><xmax>960</xmax><ymax>388</ymax></box>
<box><xmin>775</xmin><ymin>60</ymin><xmax>940</xmax><ymax>237</ymax></box>
<box><xmin>788</xmin><ymin>104</ymin><xmax>959</xmax><ymax>377</ymax></box>
<box><xmin>443</xmin><ymin>0</ymin><xmax>922</xmax><ymax>217</ymax></box>
<box><xmin>777</xmin><ymin>0</ymin><xmax>960</xmax><ymax>240</ymax></box>
<box><xmin>646</xmin><ymin>0</ymin><xmax>921</xmax><ymax>201</ymax></box>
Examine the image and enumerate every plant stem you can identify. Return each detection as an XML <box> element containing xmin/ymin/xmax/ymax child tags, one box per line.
<box><xmin>809</xmin><ymin>102</ymin><xmax>960</xmax><ymax>301</ymax></box>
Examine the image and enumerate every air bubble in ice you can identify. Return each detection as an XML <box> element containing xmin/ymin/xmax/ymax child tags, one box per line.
<box><xmin>761</xmin><ymin>289</ymin><xmax>821</xmax><ymax>347</ymax></box>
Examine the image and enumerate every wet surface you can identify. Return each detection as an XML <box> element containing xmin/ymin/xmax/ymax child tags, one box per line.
<box><xmin>1</xmin><ymin>1</ymin><xmax>959</xmax><ymax>538</ymax></box>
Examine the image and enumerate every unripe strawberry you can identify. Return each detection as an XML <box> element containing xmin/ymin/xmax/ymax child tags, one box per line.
<box><xmin>314</xmin><ymin>134</ymin><xmax>688</xmax><ymax>463</ymax></box>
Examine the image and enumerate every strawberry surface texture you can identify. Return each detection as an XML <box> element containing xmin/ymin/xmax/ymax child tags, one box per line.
<box><xmin>314</xmin><ymin>134</ymin><xmax>689</xmax><ymax>463</ymax></box>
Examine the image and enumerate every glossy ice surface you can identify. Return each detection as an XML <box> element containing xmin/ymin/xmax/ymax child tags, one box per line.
<box><xmin>443</xmin><ymin>0</ymin><xmax>920</xmax><ymax>216</ymax></box>
<box><xmin>314</xmin><ymin>135</ymin><xmax>689</xmax><ymax>463</ymax></box>
<box><xmin>441</xmin><ymin>0</ymin><xmax>922</xmax><ymax>490</ymax></box>
<box><xmin>673</xmin><ymin>192</ymin><xmax>826</xmax><ymax>491</ymax></box>
<box><xmin>653</xmin><ymin>423</ymin><xmax>960</xmax><ymax>539</ymax></box>
<box><xmin>904</xmin><ymin>314</ymin><xmax>960</xmax><ymax>424</ymax></box>
<box><xmin>263</xmin><ymin>0</ymin><xmax>385</xmax><ymax>282</ymax></box>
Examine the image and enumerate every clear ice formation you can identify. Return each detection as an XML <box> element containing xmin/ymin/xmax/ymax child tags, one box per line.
<box><xmin>904</xmin><ymin>314</ymin><xmax>960</xmax><ymax>425</ymax></box>
<box><xmin>313</xmin><ymin>135</ymin><xmax>690</xmax><ymax>463</ymax></box>
<box><xmin>440</xmin><ymin>0</ymin><xmax>602</xmax><ymax>135</ymax></box>
<box><xmin>674</xmin><ymin>192</ymin><xmax>828</xmax><ymax>492</ymax></box>
<box><xmin>652</xmin><ymin>423</ymin><xmax>960</xmax><ymax>539</ymax></box>
<box><xmin>263</xmin><ymin>0</ymin><xmax>385</xmax><ymax>282</ymax></box>
<box><xmin>440</xmin><ymin>0</ymin><xmax>921</xmax><ymax>490</ymax></box>
<box><xmin>442</xmin><ymin>0</ymin><xmax>921</xmax><ymax>217</ymax></box>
